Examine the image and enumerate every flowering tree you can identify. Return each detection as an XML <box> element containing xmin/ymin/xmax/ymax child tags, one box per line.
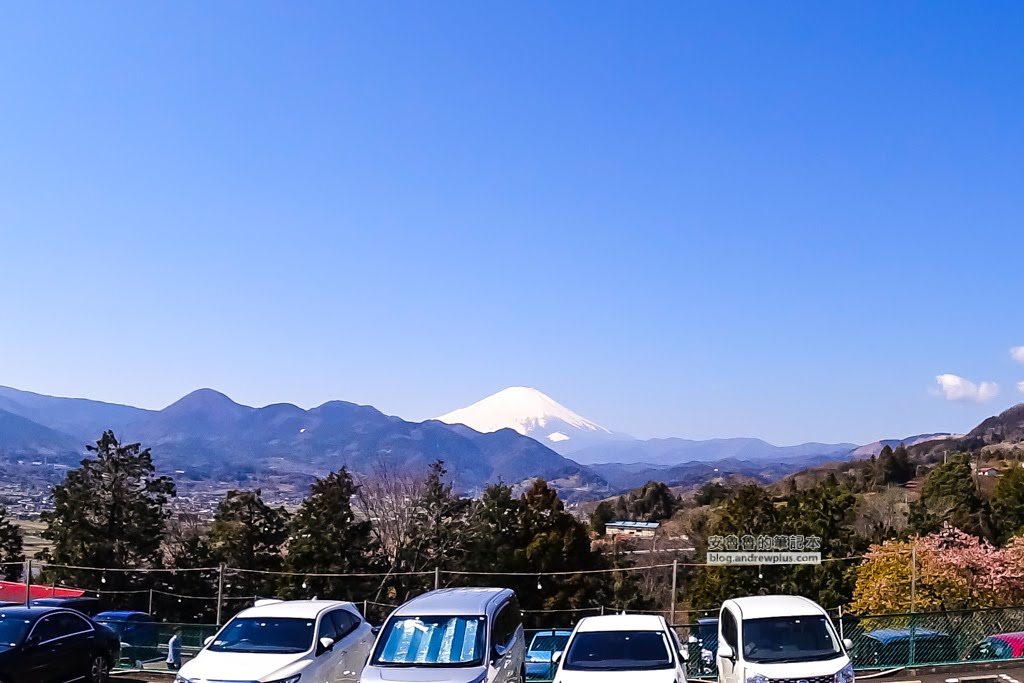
<box><xmin>850</xmin><ymin>525</ymin><xmax>1024</xmax><ymax>614</ymax></box>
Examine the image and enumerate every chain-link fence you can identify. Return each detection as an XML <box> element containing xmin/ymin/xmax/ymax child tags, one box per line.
<box><xmin>110</xmin><ymin>622</ymin><xmax>218</xmax><ymax>671</ymax></box>
<box><xmin>675</xmin><ymin>606</ymin><xmax>1024</xmax><ymax>680</ymax></box>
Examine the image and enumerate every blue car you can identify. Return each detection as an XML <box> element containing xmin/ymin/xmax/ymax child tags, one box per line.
<box><xmin>526</xmin><ymin>629</ymin><xmax>571</xmax><ymax>680</ymax></box>
<box><xmin>93</xmin><ymin>611</ymin><xmax>159</xmax><ymax>666</ymax></box>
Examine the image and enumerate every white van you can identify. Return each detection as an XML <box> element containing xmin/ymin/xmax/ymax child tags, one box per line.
<box><xmin>717</xmin><ymin>596</ymin><xmax>853</xmax><ymax>683</ymax></box>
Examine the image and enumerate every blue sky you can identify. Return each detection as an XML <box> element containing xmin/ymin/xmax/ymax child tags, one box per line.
<box><xmin>1</xmin><ymin>2</ymin><xmax>1022</xmax><ymax>444</ymax></box>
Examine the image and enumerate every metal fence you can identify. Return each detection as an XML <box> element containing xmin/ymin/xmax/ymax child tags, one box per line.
<box><xmin>676</xmin><ymin>606</ymin><xmax>1024</xmax><ymax>680</ymax></box>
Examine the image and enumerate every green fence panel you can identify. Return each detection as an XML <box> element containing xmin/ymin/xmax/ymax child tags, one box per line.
<box><xmin>111</xmin><ymin>622</ymin><xmax>219</xmax><ymax>671</ymax></box>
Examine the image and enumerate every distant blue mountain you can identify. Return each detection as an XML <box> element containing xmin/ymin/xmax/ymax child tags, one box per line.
<box><xmin>568</xmin><ymin>436</ymin><xmax>857</xmax><ymax>466</ymax></box>
<box><xmin>0</xmin><ymin>386</ymin><xmax>603</xmax><ymax>492</ymax></box>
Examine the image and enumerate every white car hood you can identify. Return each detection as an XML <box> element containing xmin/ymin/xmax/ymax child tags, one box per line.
<box><xmin>177</xmin><ymin>649</ymin><xmax>311</xmax><ymax>682</ymax></box>
<box><xmin>743</xmin><ymin>655</ymin><xmax>850</xmax><ymax>679</ymax></box>
<box><xmin>556</xmin><ymin>668</ymin><xmax>680</xmax><ymax>683</ymax></box>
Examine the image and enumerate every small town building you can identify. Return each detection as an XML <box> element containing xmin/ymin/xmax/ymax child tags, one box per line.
<box><xmin>606</xmin><ymin>521</ymin><xmax>660</xmax><ymax>539</ymax></box>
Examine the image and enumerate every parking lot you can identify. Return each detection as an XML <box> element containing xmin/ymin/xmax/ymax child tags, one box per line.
<box><xmin>114</xmin><ymin>664</ymin><xmax>1024</xmax><ymax>683</ymax></box>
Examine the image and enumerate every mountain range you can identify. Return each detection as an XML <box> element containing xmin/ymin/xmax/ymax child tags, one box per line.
<box><xmin>3</xmin><ymin>383</ymin><xmax>1012</xmax><ymax>498</ymax></box>
<box><xmin>0</xmin><ymin>385</ymin><xmax>601</xmax><ymax>494</ymax></box>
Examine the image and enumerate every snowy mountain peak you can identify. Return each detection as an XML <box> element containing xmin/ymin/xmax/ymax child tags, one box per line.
<box><xmin>436</xmin><ymin>387</ymin><xmax>621</xmax><ymax>454</ymax></box>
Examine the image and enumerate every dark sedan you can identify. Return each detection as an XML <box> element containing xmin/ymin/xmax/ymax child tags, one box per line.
<box><xmin>0</xmin><ymin>606</ymin><xmax>120</xmax><ymax>683</ymax></box>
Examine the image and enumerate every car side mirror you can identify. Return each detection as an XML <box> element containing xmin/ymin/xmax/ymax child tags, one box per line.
<box><xmin>493</xmin><ymin>643</ymin><xmax>508</xmax><ymax>661</ymax></box>
<box><xmin>679</xmin><ymin>646</ymin><xmax>689</xmax><ymax>661</ymax></box>
<box><xmin>319</xmin><ymin>637</ymin><xmax>336</xmax><ymax>653</ymax></box>
<box><xmin>203</xmin><ymin>636</ymin><xmax>215</xmax><ymax>647</ymax></box>
<box><xmin>718</xmin><ymin>644</ymin><xmax>735</xmax><ymax>660</ymax></box>
<box><xmin>552</xmin><ymin>651</ymin><xmax>563</xmax><ymax>664</ymax></box>
<box><xmin>371</xmin><ymin>625</ymin><xmax>381</xmax><ymax>636</ymax></box>
<box><xmin>843</xmin><ymin>638</ymin><xmax>854</xmax><ymax>651</ymax></box>
<box><xmin>24</xmin><ymin>635</ymin><xmax>39</xmax><ymax>649</ymax></box>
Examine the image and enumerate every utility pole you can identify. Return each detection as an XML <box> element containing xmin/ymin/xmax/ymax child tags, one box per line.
<box><xmin>910</xmin><ymin>542</ymin><xmax>917</xmax><ymax>613</ymax></box>
<box><xmin>670</xmin><ymin>559</ymin><xmax>678</xmax><ymax>627</ymax></box>
<box><xmin>216</xmin><ymin>563</ymin><xmax>226</xmax><ymax>626</ymax></box>
<box><xmin>23</xmin><ymin>559</ymin><xmax>31</xmax><ymax>606</ymax></box>
<box><xmin>434</xmin><ymin>567</ymin><xmax>440</xmax><ymax>591</ymax></box>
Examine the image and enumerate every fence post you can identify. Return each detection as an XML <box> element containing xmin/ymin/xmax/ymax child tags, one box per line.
<box><xmin>434</xmin><ymin>567</ymin><xmax>440</xmax><ymax>591</ymax></box>
<box><xmin>910</xmin><ymin>541</ymin><xmax>917</xmax><ymax>613</ymax></box>
<box><xmin>909</xmin><ymin>541</ymin><xmax>917</xmax><ymax>666</ymax></box>
<box><xmin>24</xmin><ymin>559</ymin><xmax>31</xmax><ymax>606</ymax></box>
<box><xmin>838</xmin><ymin>605</ymin><xmax>844</xmax><ymax>641</ymax></box>
<box><xmin>670</xmin><ymin>559</ymin><xmax>678</xmax><ymax>627</ymax></box>
<box><xmin>601</xmin><ymin>604</ymin><xmax>605</xmax><ymax>616</ymax></box>
<box><xmin>216</xmin><ymin>563</ymin><xmax>226</xmax><ymax>626</ymax></box>
<box><xmin>363</xmin><ymin>600</ymin><xmax>368</xmax><ymax>618</ymax></box>
<box><xmin>149</xmin><ymin>588</ymin><xmax>154</xmax><ymax>615</ymax></box>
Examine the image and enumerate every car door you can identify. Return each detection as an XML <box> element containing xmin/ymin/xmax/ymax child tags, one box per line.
<box><xmin>20</xmin><ymin>615</ymin><xmax>68</xmax><ymax>683</ymax></box>
<box><xmin>717</xmin><ymin>607</ymin><xmax>740</xmax><ymax>683</ymax></box>
<box><xmin>23</xmin><ymin>612</ymin><xmax>93</xmax><ymax>683</ymax></box>
<box><xmin>52</xmin><ymin>611</ymin><xmax>98</xmax><ymax>680</ymax></box>
<box><xmin>488</xmin><ymin>601</ymin><xmax>515</xmax><ymax>683</ymax></box>
<box><xmin>668</xmin><ymin>625</ymin><xmax>688</xmax><ymax>681</ymax></box>
<box><xmin>320</xmin><ymin>608</ymin><xmax>368</xmax><ymax>683</ymax></box>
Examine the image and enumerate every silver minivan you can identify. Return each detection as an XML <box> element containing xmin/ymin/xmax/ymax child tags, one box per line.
<box><xmin>360</xmin><ymin>587</ymin><xmax>526</xmax><ymax>683</ymax></box>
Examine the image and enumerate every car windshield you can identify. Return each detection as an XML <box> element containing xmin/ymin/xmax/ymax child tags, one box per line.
<box><xmin>208</xmin><ymin>617</ymin><xmax>315</xmax><ymax>654</ymax></box>
<box><xmin>529</xmin><ymin>633</ymin><xmax>569</xmax><ymax>655</ymax></box>
<box><xmin>741</xmin><ymin>615</ymin><xmax>842</xmax><ymax>663</ymax></box>
<box><xmin>564</xmin><ymin>630</ymin><xmax>673</xmax><ymax>671</ymax></box>
<box><xmin>372</xmin><ymin>615</ymin><xmax>486</xmax><ymax>667</ymax></box>
<box><xmin>0</xmin><ymin>614</ymin><xmax>32</xmax><ymax>649</ymax></box>
<box><xmin>528</xmin><ymin>633</ymin><xmax>569</xmax><ymax>661</ymax></box>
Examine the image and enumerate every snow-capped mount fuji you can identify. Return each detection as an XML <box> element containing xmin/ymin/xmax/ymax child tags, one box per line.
<box><xmin>435</xmin><ymin>387</ymin><xmax>631</xmax><ymax>455</ymax></box>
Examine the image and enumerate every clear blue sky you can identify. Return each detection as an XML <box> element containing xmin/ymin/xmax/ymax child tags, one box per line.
<box><xmin>1</xmin><ymin>2</ymin><xmax>1022</xmax><ymax>444</ymax></box>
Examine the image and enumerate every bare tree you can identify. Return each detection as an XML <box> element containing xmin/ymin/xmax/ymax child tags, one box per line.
<box><xmin>353</xmin><ymin>459</ymin><xmax>425</xmax><ymax>571</ymax></box>
<box><xmin>853</xmin><ymin>488</ymin><xmax>909</xmax><ymax>542</ymax></box>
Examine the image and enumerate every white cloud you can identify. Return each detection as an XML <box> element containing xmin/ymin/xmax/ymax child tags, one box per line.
<box><xmin>934</xmin><ymin>374</ymin><xmax>1000</xmax><ymax>402</ymax></box>
<box><xmin>1012</xmin><ymin>346</ymin><xmax>1024</xmax><ymax>364</ymax></box>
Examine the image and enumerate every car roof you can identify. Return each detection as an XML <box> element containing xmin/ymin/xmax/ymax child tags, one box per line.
<box><xmin>724</xmin><ymin>595</ymin><xmax>827</xmax><ymax>619</ymax></box>
<box><xmin>234</xmin><ymin>600</ymin><xmax>353</xmax><ymax>619</ymax></box>
<box><xmin>95</xmin><ymin>611</ymin><xmax>150</xmax><ymax>620</ymax></box>
<box><xmin>31</xmin><ymin>597</ymin><xmax>98</xmax><ymax>604</ymax></box>
<box><xmin>575</xmin><ymin>615</ymin><xmax>667</xmax><ymax>632</ymax></box>
<box><xmin>0</xmin><ymin>606</ymin><xmax>64</xmax><ymax>620</ymax></box>
<box><xmin>394</xmin><ymin>588</ymin><xmax>512</xmax><ymax>617</ymax></box>
<box><xmin>861</xmin><ymin>628</ymin><xmax>947</xmax><ymax>644</ymax></box>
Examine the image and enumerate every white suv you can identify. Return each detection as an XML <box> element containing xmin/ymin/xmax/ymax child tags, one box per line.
<box><xmin>175</xmin><ymin>599</ymin><xmax>375</xmax><ymax>683</ymax></box>
<box><xmin>552</xmin><ymin>614</ymin><xmax>687</xmax><ymax>683</ymax></box>
<box><xmin>716</xmin><ymin>595</ymin><xmax>853</xmax><ymax>683</ymax></box>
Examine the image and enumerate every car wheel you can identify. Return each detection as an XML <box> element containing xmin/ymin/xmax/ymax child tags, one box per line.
<box><xmin>89</xmin><ymin>653</ymin><xmax>111</xmax><ymax>683</ymax></box>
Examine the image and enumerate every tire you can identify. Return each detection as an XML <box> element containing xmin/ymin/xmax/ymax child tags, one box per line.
<box><xmin>88</xmin><ymin>653</ymin><xmax>111</xmax><ymax>683</ymax></box>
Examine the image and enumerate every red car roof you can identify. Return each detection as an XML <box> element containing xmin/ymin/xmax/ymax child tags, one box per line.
<box><xmin>991</xmin><ymin>632</ymin><xmax>1024</xmax><ymax>656</ymax></box>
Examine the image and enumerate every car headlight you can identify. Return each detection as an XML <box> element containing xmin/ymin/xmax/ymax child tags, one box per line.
<box><xmin>265</xmin><ymin>676</ymin><xmax>302</xmax><ymax>683</ymax></box>
<box><xmin>835</xmin><ymin>663</ymin><xmax>855</xmax><ymax>683</ymax></box>
<box><xmin>747</xmin><ymin>674</ymin><xmax>769</xmax><ymax>683</ymax></box>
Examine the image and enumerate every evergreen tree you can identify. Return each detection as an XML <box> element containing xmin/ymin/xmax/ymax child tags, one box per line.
<box><xmin>694</xmin><ymin>481</ymin><xmax>731</xmax><ymax>506</ymax></box>
<box><xmin>39</xmin><ymin>431</ymin><xmax>175</xmax><ymax>592</ymax></box>
<box><xmin>590</xmin><ymin>501</ymin><xmax>614</xmax><ymax>536</ymax></box>
<box><xmin>613</xmin><ymin>481</ymin><xmax>679</xmax><ymax>522</ymax></box>
<box><xmin>207</xmin><ymin>489</ymin><xmax>290</xmax><ymax>598</ymax></box>
<box><xmin>0</xmin><ymin>507</ymin><xmax>24</xmax><ymax>581</ymax></box>
<box><xmin>991</xmin><ymin>466</ymin><xmax>1024</xmax><ymax>542</ymax></box>
<box><xmin>908</xmin><ymin>453</ymin><xmax>990</xmax><ymax>539</ymax></box>
<box><xmin>403</xmin><ymin>461</ymin><xmax>473</xmax><ymax>572</ymax></box>
<box><xmin>284</xmin><ymin>468</ymin><xmax>379</xmax><ymax>600</ymax></box>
